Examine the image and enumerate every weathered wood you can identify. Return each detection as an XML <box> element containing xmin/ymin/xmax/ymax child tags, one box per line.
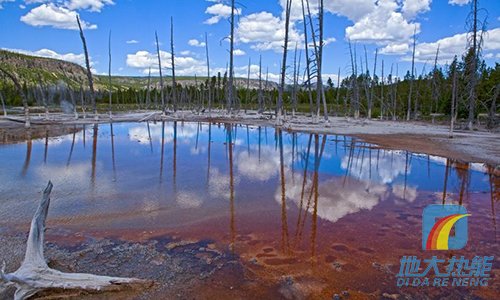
<box><xmin>0</xmin><ymin>182</ymin><xmax>151</xmax><ymax>300</ymax></box>
<box><xmin>171</xmin><ymin>17</ymin><xmax>178</xmax><ymax>113</ymax></box>
<box><xmin>0</xmin><ymin>66</ymin><xmax>30</xmax><ymax>127</ymax></box>
<box><xmin>0</xmin><ymin>91</ymin><xmax>6</xmax><ymax>116</ymax></box>
<box><xmin>77</xmin><ymin>16</ymin><xmax>97</xmax><ymax>121</ymax></box>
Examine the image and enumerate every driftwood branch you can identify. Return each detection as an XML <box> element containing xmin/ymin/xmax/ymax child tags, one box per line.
<box><xmin>0</xmin><ymin>181</ymin><xmax>151</xmax><ymax>300</ymax></box>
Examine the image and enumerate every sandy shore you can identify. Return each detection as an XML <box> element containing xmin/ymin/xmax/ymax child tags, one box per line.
<box><xmin>1</xmin><ymin>110</ymin><xmax>499</xmax><ymax>165</ymax></box>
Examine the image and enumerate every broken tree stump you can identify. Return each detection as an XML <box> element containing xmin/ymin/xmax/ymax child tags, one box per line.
<box><xmin>0</xmin><ymin>181</ymin><xmax>152</xmax><ymax>300</ymax></box>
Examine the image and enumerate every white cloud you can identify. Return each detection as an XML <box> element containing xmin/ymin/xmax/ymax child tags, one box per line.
<box><xmin>346</xmin><ymin>0</ymin><xmax>419</xmax><ymax>45</ymax></box>
<box><xmin>126</xmin><ymin>50</ymin><xmax>207</xmax><ymax>76</ymax></box>
<box><xmin>324</xmin><ymin>37</ymin><xmax>336</xmax><ymax>45</ymax></box>
<box><xmin>380</xmin><ymin>42</ymin><xmax>410</xmax><ymax>55</ymax></box>
<box><xmin>448</xmin><ymin>0</ymin><xmax>471</xmax><ymax>6</ymax></box>
<box><xmin>126</xmin><ymin>39</ymin><xmax>139</xmax><ymax>44</ymax></box>
<box><xmin>20</xmin><ymin>3</ymin><xmax>97</xmax><ymax>30</ymax></box>
<box><xmin>65</xmin><ymin>0</ymin><xmax>114</xmax><ymax>12</ymax></box>
<box><xmin>281</xmin><ymin>0</ymin><xmax>375</xmax><ymax>22</ymax></box>
<box><xmin>402</xmin><ymin>0</ymin><xmax>432</xmax><ymax>19</ymax></box>
<box><xmin>204</xmin><ymin>3</ymin><xmax>241</xmax><ymax>25</ymax></box>
<box><xmin>188</xmin><ymin>39</ymin><xmax>206</xmax><ymax>47</ymax></box>
<box><xmin>233</xmin><ymin>49</ymin><xmax>245</xmax><ymax>56</ymax></box>
<box><xmin>236</xmin><ymin>11</ymin><xmax>302</xmax><ymax>52</ymax></box>
<box><xmin>405</xmin><ymin>28</ymin><xmax>500</xmax><ymax>63</ymax></box>
<box><xmin>4</xmin><ymin>48</ymin><xmax>87</xmax><ymax>66</ymax></box>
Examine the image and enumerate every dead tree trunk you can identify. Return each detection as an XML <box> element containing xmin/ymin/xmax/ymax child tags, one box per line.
<box><xmin>368</xmin><ymin>48</ymin><xmax>378</xmax><ymax>119</ymax></box>
<box><xmin>245</xmin><ymin>58</ymin><xmax>251</xmax><ymax>113</ymax></box>
<box><xmin>258</xmin><ymin>55</ymin><xmax>264</xmax><ymax>114</ymax></box>
<box><xmin>0</xmin><ymin>182</ymin><xmax>151</xmax><ymax>300</ymax></box>
<box><xmin>227</xmin><ymin>0</ymin><xmax>236</xmax><ymax>113</ymax></box>
<box><xmin>146</xmin><ymin>67</ymin><xmax>152</xmax><ymax>109</ymax></box>
<box><xmin>0</xmin><ymin>91</ymin><xmax>6</xmax><ymax>116</ymax></box>
<box><xmin>0</xmin><ymin>66</ymin><xmax>30</xmax><ymax>127</ymax></box>
<box><xmin>277</xmin><ymin>0</ymin><xmax>292</xmax><ymax>124</ymax></box>
<box><xmin>301</xmin><ymin>0</ymin><xmax>314</xmax><ymax>118</ymax></box>
<box><xmin>450</xmin><ymin>60</ymin><xmax>458</xmax><ymax>138</ymax></box>
<box><xmin>205</xmin><ymin>32</ymin><xmax>211</xmax><ymax>116</ymax></box>
<box><xmin>155</xmin><ymin>31</ymin><xmax>165</xmax><ymax>113</ymax></box>
<box><xmin>407</xmin><ymin>27</ymin><xmax>417</xmax><ymax>121</ymax></box>
<box><xmin>170</xmin><ymin>17</ymin><xmax>177</xmax><ymax>113</ymax></box>
<box><xmin>108</xmin><ymin>30</ymin><xmax>113</xmax><ymax>120</ymax></box>
<box><xmin>77</xmin><ymin>16</ymin><xmax>97</xmax><ymax>120</ymax></box>
<box><xmin>431</xmin><ymin>45</ymin><xmax>440</xmax><ymax>114</ymax></box>
<box><xmin>466</xmin><ymin>0</ymin><xmax>481</xmax><ymax>130</ymax></box>
<box><xmin>487</xmin><ymin>84</ymin><xmax>499</xmax><ymax>129</ymax></box>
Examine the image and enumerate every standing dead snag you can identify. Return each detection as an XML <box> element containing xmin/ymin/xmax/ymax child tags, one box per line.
<box><xmin>407</xmin><ymin>27</ymin><xmax>417</xmax><ymax>121</ymax></box>
<box><xmin>77</xmin><ymin>16</ymin><xmax>97</xmax><ymax>121</ymax></box>
<box><xmin>0</xmin><ymin>182</ymin><xmax>151</xmax><ymax>300</ymax></box>
<box><xmin>277</xmin><ymin>0</ymin><xmax>292</xmax><ymax>123</ymax></box>
<box><xmin>155</xmin><ymin>31</ymin><xmax>165</xmax><ymax>113</ymax></box>
<box><xmin>108</xmin><ymin>30</ymin><xmax>113</xmax><ymax>120</ymax></box>
<box><xmin>170</xmin><ymin>17</ymin><xmax>178</xmax><ymax>113</ymax></box>
<box><xmin>0</xmin><ymin>91</ymin><xmax>6</xmax><ymax>116</ymax></box>
<box><xmin>0</xmin><ymin>66</ymin><xmax>30</xmax><ymax>128</ymax></box>
<box><xmin>205</xmin><ymin>32</ymin><xmax>212</xmax><ymax>116</ymax></box>
<box><xmin>227</xmin><ymin>0</ymin><xmax>236</xmax><ymax>113</ymax></box>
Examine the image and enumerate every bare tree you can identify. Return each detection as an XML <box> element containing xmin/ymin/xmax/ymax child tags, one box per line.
<box><xmin>277</xmin><ymin>0</ymin><xmax>292</xmax><ymax>123</ymax></box>
<box><xmin>0</xmin><ymin>66</ymin><xmax>30</xmax><ymax>127</ymax></box>
<box><xmin>407</xmin><ymin>27</ymin><xmax>417</xmax><ymax>121</ymax></box>
<box><xmin>146</xmin><ymin>67</ymin><xmax>152</xmax><ymax>109</ymax></box>
<box><xmin>0</xmin><ymin>90</ymin><xmax>6</xmax><ymax>116</ymax></box>
<box><xmin>245</xmin><ymin>58</ymin><xmax>251</xmax><ymax>113</ymax></box>
<box><xmin>301</xmin><ymin>0</ymin><xmax>314</xmax><ymax>117</ymax></box>
<box><xmin>465</xmin><ymin>0</ymin><xmax>485</xmax><ymax>129</ymax></box>
<box><xmin>258</xmin><ymin>55</ymin><xmax>264</xmax><ymax>114</ymax></box>
<box><xmin>155</xmin><ymin>31</ymin><xmax>165</xmax><ymax>113</ymax></box>
<box><xmin>227</xmin><ymin>0</ymin><xmax>236</xmax><ymax>113</ymax></box>
<box><xmin>368</xmin><ymin>48</ymin><xmax>378</xmax><ymax>119</ymax></box>
<box><xmin>170</xmin><ymin>17</ymin><xmax>178</xmax><ymax>113</ymax></box>
<box><xmin>205</xmin><ymin>32</ymin><xmax>211</xmax><ymax>115</ymax></box>
<box><xmin>450</xmin><ymin>56</ymin><xmax>458</xmax><ymax>138</ymax></box>
<box><xmin>348</xmin><ymin>40</ymin><xmax>360</xmax><ymax>118</ymax></box>
<box><xmin>108</xmin><ymin>30</ymin><xmax>113</xmax><ymax>119</ymax></box>
<box><xmin>431</xmin><ymin>45</ymin><xmax>440</xmax><ymax>114</ymax></box>
<box><xmin>77</xmin><ymin>16</ymin><xmax>97</xmax><ymax>120</ymax></box>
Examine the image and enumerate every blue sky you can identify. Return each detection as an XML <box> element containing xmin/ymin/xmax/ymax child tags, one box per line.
<box><xmin>0</xmin><ymin>0</ymin><xmax>499</xmax><ymax>83</ymax></box>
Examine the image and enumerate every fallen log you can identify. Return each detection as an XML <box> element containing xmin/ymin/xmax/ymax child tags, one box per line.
<box><xmin>0</xmin><ymin>181</ymin><xmax>152</xmax><ymax>300</ymax></box>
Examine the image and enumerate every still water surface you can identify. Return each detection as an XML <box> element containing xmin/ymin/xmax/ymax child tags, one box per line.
<box><xmin>0</xmin><ymin>122</ymin><xmax>498</xmax><ymax>298</ymax></box>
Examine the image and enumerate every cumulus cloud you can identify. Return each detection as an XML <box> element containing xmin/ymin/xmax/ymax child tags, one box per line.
<box><xmin>404</xmin><ymin>28</ymin><xmax>500</xmax><ymax>63</ymax></box>
<box><xmin>233</xmin><ymin>49</ymin><xmax>245</xmax><ymax>56</ymax></box>
<box><xmin>204</xmin><ymin>3</ymin><xmax>241</xmax><ymax>25</ymax></box>
<box><xmin>20</xmin><ymin>0</ymin><xmax>114</xmax><ymax>30</ymax></box>
<box><xmin>65</xmin><ymin>0</ymin><xmax>114</xmax><ymax>12</ymax></box>
<box><xmin>188</xmin><ymin>39</ymin><xmax>206</xmax><ymax>47</ymax></box>
<box><xmin>126</xmin><ymin>39</ymin><xmax>139</xmax><ymax>44</ymax></box>
<box><xmin>401</xmin><ymin>0</ymin><xmax>432</xmax><ymax>19</ymax></box>
<box><xmin>20</xmin><ymin>3</ymin><xmax>97</xmax><ymax>30</ymax></box>
<box><xmin>236</xmin><ymin>11</ymin><xmax>303</xmax><ymax>52</ymax></box>
<box><xmin>346</xmin><ymin>0</ymin><xmax>419</xmax><ymax>45</ymax></box>
<box><xmin>448</xmin><ymin>0</ymin><xmax>471</xmax><ymax>6</ymax></box>
<box><xmin>126</xmin><ymin>50</ymin><xmax>207</xmax><ymax>76</ymax></box>
<box><xmin>279</xmin><ymin>175</ymin><xmax>389</xmax><ymax>223</ymax></box>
